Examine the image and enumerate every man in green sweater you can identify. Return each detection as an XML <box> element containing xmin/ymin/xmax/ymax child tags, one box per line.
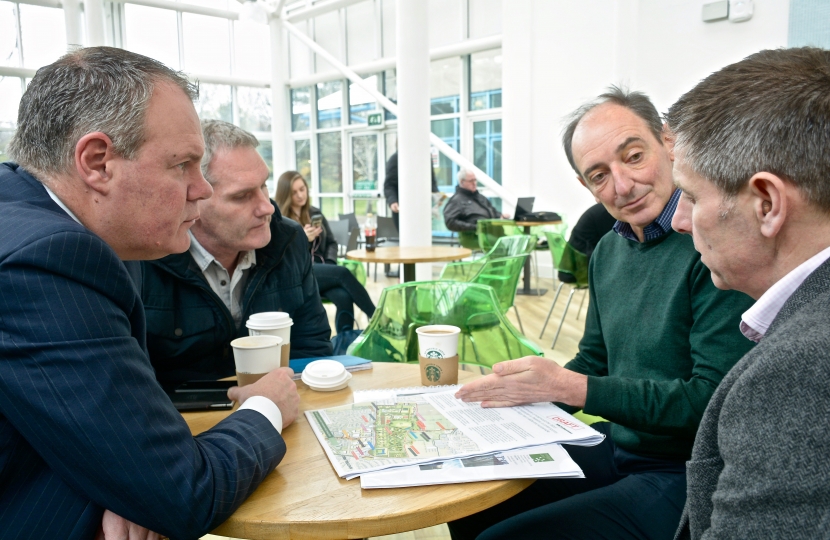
<box><xmin>449</xmin><ymin>87</ymin><xmax>755</xmax><ymax>540</ymax></box>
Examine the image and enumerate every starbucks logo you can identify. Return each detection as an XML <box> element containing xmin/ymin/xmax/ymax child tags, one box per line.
<box><xmin>425</xmin><ymin>349</ymin><xmax>443</xmax><ymax>359</ymax></box>
<box><xmin>425</xmin><ymin>364</ymin><xmax>442</xmax><ymax>382</ymax></box>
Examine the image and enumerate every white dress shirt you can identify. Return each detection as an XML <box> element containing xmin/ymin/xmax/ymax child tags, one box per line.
<box><xmin>741</xmin><ymin>245</ymin><xmax>830</xmax><ymax>342</ymax></box>
<box><xmin>44</xmin><ymin>184</ymin><xmax>283</xmax><ymax>433</ymax></box>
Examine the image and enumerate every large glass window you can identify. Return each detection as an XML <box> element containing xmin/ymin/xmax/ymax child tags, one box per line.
<box><xmin>294</xmin><ymin>139</ymin><xmax>311</xmax><ymax>180</ymax></box>
<box><xmin>0</xmin><ymin>130</ymin><xmax>13</xmax><ymax>163</ymax></box>
<box><xmin>318</xmin><ymin>131</ymin><xmax>343</xmax><ymax>193</ymax></box>
<box><xmin>314</xmin><ymin>10</ymin><xmax>341</xmax><ymax>73</ymax></box>
<box><xmin>428</xmin><ymin>0</ymin><xmax>462</xmax><ymax>48</ymax></box>
<box><xmin>470</xmin><ymin>49</ymin><xmax>503</xmax><ymax>110</ymax></box>
<box><xmin>237</xmin><ymin>86</ymin><xmax>271</xmax><ymax>133</ymax></box>
<box><xmin>0</xmin><ymin>77</ymin><xmax>21</xmax><ymax>129</ymax></box>
<box><xmin>233</xmin><ymin>20</ymin><xmax>270</xmax><ymax>79</ymax></box>
<box><xmin>183</xmin><ymin>13</ymin><xmax>231</xmax><ymax>75</ymax></box>
<box><xmin>431</xmin><ymin>119</ymin><xmax>460</xmax><ymax>189</ymax></box>
<box><xmin>430</xmin><ymin>57</ymin><xmax>461</xmax><ymax>115</ymax></box>
<box><xmin>473</xmin><ymin>119</ymin><xmax>502</xmax><ymax>184</ymax></box>
<box><xmin>318</xmin><ymin>196</ymin><xmax>344</xmax><ymax>220</ymax></box>
<box><xmin>317</xmin><ymin>81</ymin><xmax>342</xmax><ymax>128</ymax></box>
<box><xmin>19</xmin><ymin>4</ymin><xmax>65</xmax><ymax>69</ymax></box>
<box><xmin>0</xmin><ymin>2</ymin><xmax>21</xmax><ymax>68</ymax></box>
<box><xmin>349</xmin><ymin>74</ymin><xmax>379</xmax><ymax>124</ymax></box>
<box><xmin>196</xmin><ymin>83</ymin><xmax>233</xmax><ymax>122</ymax></box>
<box><xmin>351</xmin><ymin>133</ymin><xmax>378</xmax><ymax>191</ymax></box>
<box><xmin>291</xmin><ymin>87</ymin><xmax>311</xmax><ymax>131</ymax></box>
<box><xmin>469</xmin><ymin>0</ymin><xmax>503</xmax><ymax>39</ymax></box>
<box><xmin>288</xmin><ymin>20</ymin><xmax>312</xmax><ymax>79</ymax></box>
<box><xmin>346</xmin><ymin>1</ymin><xmax>376</xmax><ymax>65</ymax></box>
<box><xmin>124</xmin><ymin>5</ymin><xmax>180</xmax><ymax>70</ymax></box>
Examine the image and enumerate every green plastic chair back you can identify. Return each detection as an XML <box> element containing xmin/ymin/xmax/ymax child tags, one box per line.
<box><xmin>458</xmin><ymin>230</ymin><xmax>480</xmax><ymax>251</ymax></box>
<box><xmin>543</xmin><ymin>231</ymin><xmax>588</xmax><ymax>287</ymax></box>
<box><xmin>337</xmin><ymin>257</ymin><xmax>366</xmax><ymax>285</ymax></box>
<box><xmin>347</xmin><ymin>281</ymin><xmax>543</xmax><ymax>368</ymax></box>
<box><xmin>440</xmin><ymin>235</ymin><xmax>535</xmax><ymax>283</ymax></box>
<box><xmin>470</xmin><ymin>254</ymin><xmax>528</xmax><ymax>313</ymax></box>
<box><xmin>476</xmin><ymin>219</ymin><xmax>523</xmax><ymax>253</ymax></box>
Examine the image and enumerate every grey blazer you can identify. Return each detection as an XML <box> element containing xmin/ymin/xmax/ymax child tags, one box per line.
<box><xmin>675</xmin><ymin>258</ymin><xmax>830</xmax><ymax>539</ymax></box>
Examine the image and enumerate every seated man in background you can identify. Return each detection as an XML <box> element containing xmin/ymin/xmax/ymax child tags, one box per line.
<box><xmin>668</xmin><ymin>47</ymin><xmax>830</xmax><ymax>539</ymax></box>
<box><xmin>0</xmin><ymin>47</ymin><xmax>298</xmax><ymax>539</ymax></box>
<box><xmin>443</xmin><ymin>168</ymin><xmax>509</xmax><ymax>232</ymax></box>
<box><xmin>142</xmin><ymin>119</ymin><xmax>332</xmax><ymax>390</ymax></box>
<box><xmin>558</xmin><ymin>202</ymin><xmax>616</xmax><ymax>283</ymax></box>
<box><xmin>450</xmin><ymin>87</ymin><xmax>756</xmax><ymax>540</ymax></box>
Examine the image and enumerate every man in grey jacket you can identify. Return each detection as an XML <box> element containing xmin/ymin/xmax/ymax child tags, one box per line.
<box><xmin>667</xmin><ymin>47</ymin><xmax>830</xmax><ymax>539</ymax></box>
<box><xmin>443</xmin><ymin>169</ymin><xmax>508</xmax><ymax>231</ymax></box>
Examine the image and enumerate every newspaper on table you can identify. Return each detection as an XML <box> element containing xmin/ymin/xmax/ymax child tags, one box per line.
<box><xmin>360</xmin><ymin>442</ymin><xmax>584</xmax><ymax>489</ymax></box>
<box><xmin>305</xmin><ymin>386</ymin><xmax>603</xmax><ymax>480</ymax></box>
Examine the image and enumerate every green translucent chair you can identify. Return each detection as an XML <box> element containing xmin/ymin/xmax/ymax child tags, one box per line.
<box><xmin>469</xmin><ymin>254</ymin><xmax>530</xmax><ymax>335</ymax></box>
<box><xmin>336</xmin><ymin>258</ymin><xmax>366</xmax><ymax>285</ymax></box>
<box><xmin>476</xmin><ymin>219</ymin><xmax>524</xmax><ymax>253</ymax></box>
<box><xmin>439</xmin><ymin>234</ymin><xmax>535</xmax><ymax>282</ymax></box>
<box><xmin>458</xmin><ymin>230</ymin><xmax>481</xmax><ymax>252</ymax></box>
<box><xmin>347</xmin><ymin>281</ymin><xmax>543</xmax><ymax>369</ymax></box>
<box><xmin>539</xmin><ymin>231</ymin><xmax>589</xmax><ymax>349</ymax></box>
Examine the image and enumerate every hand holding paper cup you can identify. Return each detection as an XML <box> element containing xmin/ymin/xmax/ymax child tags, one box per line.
<box><xmin>231</xmin><ymin>335</ymin><xmax>283</xmax><ymax>386</ymax></box>
<box><xmin>416</xmin><ymin>325</ymin><xmax>460</xmax><ymax>386</ymax></box>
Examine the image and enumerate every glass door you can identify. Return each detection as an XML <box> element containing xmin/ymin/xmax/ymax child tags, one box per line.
<box><xmin>348</xmin><ymin>132</ymin><xmax>383</xmax><ymax>226</ymax></box>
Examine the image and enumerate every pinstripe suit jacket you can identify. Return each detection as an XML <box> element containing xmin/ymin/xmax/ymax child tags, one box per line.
<box><xmin>0</xmin><ymin>163</ymin><xmax>286</xmax><ymax>540</ymax></box>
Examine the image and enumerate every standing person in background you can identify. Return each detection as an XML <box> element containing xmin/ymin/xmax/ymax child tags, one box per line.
<box><xmin>276</xmin><ymin>171</ymin><xmax>376</xmax><ymax>332</ymax></box>
<box><xmin>443</xmin><ymin>169</ymin><xmax>510</xmax><ymax>232</ymax></box>
<box><xmin>383</xmin><ymin>150</ymin><xmax>441</xmax><ymax>232</ymax></box>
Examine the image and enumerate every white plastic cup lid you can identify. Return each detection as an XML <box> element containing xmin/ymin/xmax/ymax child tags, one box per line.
<box><xmin>301</xmin><ymin>360</ymin><xmax>351</xmax><ymax>388</ymax></box>
<box><xmin>247</xmin><ymin>311</ymin><xmax>293</xmax><ymax>330</ymax></box>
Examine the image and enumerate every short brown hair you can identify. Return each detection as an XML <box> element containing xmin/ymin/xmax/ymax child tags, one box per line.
<box><xmin>665</xmin><ymin>47</ymin><xmax>830</xmax><ymax>211</ymax></box>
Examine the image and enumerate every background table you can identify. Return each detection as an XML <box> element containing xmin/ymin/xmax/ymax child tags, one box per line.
<box><xmin>515</xmin><ymin>220</ymin><xmax>562</xmax><ymax>296</ymax></box>
<box><xmin>346</xmin><ymin>246</ymin><xmax>472</xmax><ymax>282</ymax></box>
<box><xmin>184</xmin><ymin>363</ymin><xmax>532</xmax><ymax>539</ymax></box>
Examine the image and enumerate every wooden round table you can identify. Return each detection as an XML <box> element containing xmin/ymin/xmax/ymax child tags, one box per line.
<box><xmin>183</xmin><ymin>363</ymin><xmax>532</xmax><ymax>539</ymax></box>
<box><xmin>346</xmin><ymin>246</ymin><xmax>472</xmax><ymax>282</ymax></box>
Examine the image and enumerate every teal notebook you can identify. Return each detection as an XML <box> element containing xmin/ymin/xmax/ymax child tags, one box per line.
<box><xmin>289</xmin><ymin>355</ymin><xmax>372</xmax><ymax>378</ymax></box>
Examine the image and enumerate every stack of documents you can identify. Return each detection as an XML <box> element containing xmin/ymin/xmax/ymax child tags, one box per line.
<box><xmin>304</xmin><ymin>385</ymin><xmax>604</xmax><ymax>488</ymax></box>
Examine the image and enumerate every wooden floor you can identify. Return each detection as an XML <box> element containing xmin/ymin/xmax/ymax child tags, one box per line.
<box><xmin>205</xmin><ymin>258</ymin><xmax>587</xmax><ymax>540</ymax></box>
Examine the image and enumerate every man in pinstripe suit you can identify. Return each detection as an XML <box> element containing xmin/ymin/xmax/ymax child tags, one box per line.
<box><xmin>0</xmin><ymin>47</ymin><xmax>299</xmax><ymax>540</ymax></box>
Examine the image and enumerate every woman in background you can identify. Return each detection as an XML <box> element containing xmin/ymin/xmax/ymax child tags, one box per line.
<box><xmin>275</xmin><ymin>171</ymin><xmax>375</xmax><ymax>332</ymax></box>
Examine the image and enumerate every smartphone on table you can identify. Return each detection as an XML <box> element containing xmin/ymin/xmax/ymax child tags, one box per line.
<box><xmin>167</xmin><ymin>380</ymin><xmax>235</xmax><ymax>411</ymax></box>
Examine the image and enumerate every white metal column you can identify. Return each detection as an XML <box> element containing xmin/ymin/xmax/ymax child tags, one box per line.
<box><xmin>396</xmin><ymin>0</ymin><xmax>431</xmax><ymax>281</ymax></box>
<box><xmin>84</xmin><ymin>0</ymin><xmax>106</xmax><ymax>46</ymax></box>
<box><xmin>63</xmin><ymin>0</ymin><xmax>84</xmax><ymax>49</ymax></box>
<box><xmin>269</xmin><ymin>16</ymin><xmax>289</xmax><ymax>184</ymax></box>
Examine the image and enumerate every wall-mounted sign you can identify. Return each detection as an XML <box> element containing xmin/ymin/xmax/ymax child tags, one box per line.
<box><xmin>367</xmin><ymin>112</ymin><xmax>384</xmax><ymax>129</ymax></box>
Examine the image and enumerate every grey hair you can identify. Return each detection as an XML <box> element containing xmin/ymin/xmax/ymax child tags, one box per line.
<box><xmin>200</xmin><ymin>119</ymin><xmax>260</xmax><ymax>184</ymax></box>
<box><xmin>8</xmin><ymin>46</ymin><xmax>197</xmax><ymax>180</ymax></box>
<box><xmin>457</xmin><ymin>168</ymin><xmax>473</xmax><ymax>183</ymax></box>
<box><xmin>665</xmin><ymin>47</ymin><xmax>830</xmax><ymax>212</ymax></box>
<box><xmin>561</xmin><ymin>85</ymin><xmax>663</xmax><ymax>178</ymax></box>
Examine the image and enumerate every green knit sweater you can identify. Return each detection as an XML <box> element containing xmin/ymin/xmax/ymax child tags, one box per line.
<box><xmin>565</xmin><ymin>229</ymin><xmax>756</xmax><ymax>461</ymax></box>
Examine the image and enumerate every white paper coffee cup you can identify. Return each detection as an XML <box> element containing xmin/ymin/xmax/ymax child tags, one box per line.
<box><xmin>416</xmin><ymin>325</ymin><xmax>461</xmax><ymax>359</ymax></box>
<box><xmin>247</xmin><ymin>312</ymin><xmax>293</xmax><ymax>367</ymax></box>
<box><xmin>231</xmin><ymin>335</ymin><xmax>283</xmax><ymax>386</ymax></box>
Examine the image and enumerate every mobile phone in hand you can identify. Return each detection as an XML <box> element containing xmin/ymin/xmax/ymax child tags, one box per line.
<box><xmin>311</xmin><ymin>215</ymin><xmax>323</xmax><ymax>228</ymax></box>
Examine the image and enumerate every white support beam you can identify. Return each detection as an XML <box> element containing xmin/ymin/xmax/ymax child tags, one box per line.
<box><xmin>63</xmin><ymin>0</ymin><xmax>84</xmax><ymax>47</ymax></box>
<box><xmin>287</xmin><ymin>35</ymin><xmax>501</xmax><ymax>88</ymax></box>
<box><xmin>14</xmin><ymin>0</ymin><xmax>61</xmax><ymax>8</ymax></box>
<box><xmin>188</xmin><ymin>73</ymin><xmax>270</xmax><ymax>88</ymax></box>
<box><xmin>284</xmin><ymin>0</ymin><xmax>366</xmax><ymax>23</ymax></box>
<box><xmin>396</xmin><ymin>0</ymin><xmax>431</xmax><ymax>279</ymax></box>
<box><xmin>0</xmin><ymin>66</ymin><xmax>38</xmax><ymax>78</ymax></box>
<box><xmin>84</xmin><ymin>0</ymin><xmax>106</xmax><ymax>45</ymax></box>
<box><xmin>281</xmin><ymin>19</ymin><xmax>511</xmax><ymax>203</ymax></box>
<box><xmin>109</xmin><ymin>0</ymin><xmax>239</xmax><ymax>20</ymax></box>
<box><xmin>269</xmin><ymin>16</ymin><xmax>289</xmax><ymax>185</ymax></box>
